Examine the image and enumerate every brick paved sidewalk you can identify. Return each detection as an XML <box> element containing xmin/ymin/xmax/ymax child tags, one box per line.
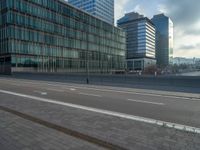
<box><xmin>0</xmin><ymin>110</ymin><xmax>105</xmax><ymax>150</ymax></box>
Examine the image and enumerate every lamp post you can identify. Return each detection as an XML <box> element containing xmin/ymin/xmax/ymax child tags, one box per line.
<box><xmin>86</xmin><ymin>51</ymin><xmax>89</xmax><ymax>84</ymax></box>
<box><xmin>86</xmin><ymin>34</ymin><xmax>89</xmax><ymax>84</ymax></box>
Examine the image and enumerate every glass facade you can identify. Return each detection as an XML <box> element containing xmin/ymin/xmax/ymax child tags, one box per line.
<box><xmin>118</xmin><ymin>12</ymin><xmax>156</xmax><ymax>70</ymax></box>
<box><xmin>0</xmin><ymin>0</ymin><xmax>126</xmax><ymax>74</ymax></box>
<box><xmin>68</xmin><ymin>0</ymin><xmax>114</xmax><ymax>25</ymax></box>
<box><xmin>151</xmin><ymin>14</ymin><xmax>174</xmax><ymax>67</ymax></box>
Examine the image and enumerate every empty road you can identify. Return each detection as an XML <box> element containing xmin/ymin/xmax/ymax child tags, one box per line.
<box><xmin>0</xmin><ymin>77</ymin><xmax>200</xmax><ymax>128</ymax></box>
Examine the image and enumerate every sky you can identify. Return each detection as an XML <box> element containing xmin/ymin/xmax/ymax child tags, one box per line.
<box><xmin>115</xmin><ymin>0</ymin><xmax>200</xmax><ymax>58</ymax></box>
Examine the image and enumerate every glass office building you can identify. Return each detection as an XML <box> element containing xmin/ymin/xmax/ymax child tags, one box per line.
<box><xmin>151</xmin><ymin>14</ymin><xmax>173</xmax><ymax>67</ymax></box>
<box><xmin>68</xmin><ymin>0</ymin><xmax>114</xmax><ymax>25</ymax></box>
<box><xmin>118</xmin><ymin>12</ymin><xmax>156</xmax><ymax>71</ymax></box>
<box><xmin>0</xmin><ymin>0</ymin><xmax>126</xmax><ymax>74</ymax></box>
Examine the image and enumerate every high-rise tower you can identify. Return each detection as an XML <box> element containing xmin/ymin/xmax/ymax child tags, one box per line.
<box><xmin>151</xmin><ymin>14</ymin><xmax>174</xmax><ymax>66</ymax></box>
<box><xmin>68</xmin><ymin>0</ymin><xmax>114</xmax><ymax>25</ymax></box>
<box><xmin>118</xmin><ymin>12</ymin><xmax>156</xmax><ymax>71</ymax></box>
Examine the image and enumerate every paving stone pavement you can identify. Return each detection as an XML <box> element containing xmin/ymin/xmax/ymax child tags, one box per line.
<box><xmin>0</xmin><ymin>110</ymin><xmax>105</xmax><ymax>150</ymax></box>
<box><xmin>0</xmin><ymin>93</ymin><xmax>200</xmax><ymax>150</ymax></box>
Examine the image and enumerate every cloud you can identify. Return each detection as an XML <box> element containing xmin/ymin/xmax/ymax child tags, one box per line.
<box><xmin>163</xmin><ymin>0</ymin><xmax>200</xmax><ymax>36</ymax></box>
<box><xmin>177</xmin><ymin>43</ymin><xmax>200</xmax><ymax>58</ymax></box>
<box><xmin>161</xmin><ymin>0</ymin><xmax>200</xmax><ymax>58</ymax></box>
<box><xmin>175</xmin><ymin>49</ymin><xmax>200</xmax><ymax>58</ymax></box>
<box><xmin>164</xmin><ymin>0</ymin><xmax>200</xmax><ymax>27</ymax></box>
<box><xmin>184</xmin><ymin>29</ymin><xmax>200</xmax><ymax>36</ymax></box>
<box><xmin>182</xmin><ymin>20</ymin><xmax>200</xmax><ymax>36</ymax></box>
<box><xmin>115</xmin><ymin>0</ymin><xmax>165</xmax><ymax>20</ymax></box>
<box><xmin>179</xmin><ymin>45</ymin><xmax>196</xmax><ymax>50</ymax></box>
<box><xmin>115</xmin><ymin>0</ymin><xmax>131</xmax><ymax>24</ymax></box>
<box><xmin>133</xmin><ymin>4</ymin><xmax>146</xmax><ymax>16</ymax></box>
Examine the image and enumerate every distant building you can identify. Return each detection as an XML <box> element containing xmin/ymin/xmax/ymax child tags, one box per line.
<box><xmin>151</xmin><ymin>14</ymin><xmax>173</xmax><ymax>67</ymax></box>
<box><xmin>173</xmin><ymin>57</ymin><xmax>197</xmax><ymax>65</ymax></box>
<box><xmin>0</xmin><ymin>0</ymin><xmax>126</xmax><ymax>74</ymax></box>
<box><xmin>195</xmin><ymin>60</ymin><xmax>200</xmax><ymax>69</ymax></box>
<box><xmin>68</xmin><ymin>0</ymin><xmax>114</xmax><ymax>25</ymax></box>
<box><xmin>118</xmin><ymin>12</ymin><xmax>156</xmax><ymax>71</ymax></box>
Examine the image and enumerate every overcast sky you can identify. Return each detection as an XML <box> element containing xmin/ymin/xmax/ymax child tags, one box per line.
<box><xmin>115</xmin><ymin>0</ymin><xmax>200</xmax><ymax>58</ymax></box>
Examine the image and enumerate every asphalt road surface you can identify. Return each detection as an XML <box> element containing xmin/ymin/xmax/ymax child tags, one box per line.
<box><xmin>0</xmin><ymin>77</ymin><xmax>200</xmax><ymax>128</ymax></box>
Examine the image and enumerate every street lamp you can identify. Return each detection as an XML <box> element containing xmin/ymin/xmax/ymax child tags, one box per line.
<box><xmin>86</xmin><ymin>34</ymin><xmax>89</xmax><ymax>84</ymax></box>
<box><xmin>86</xmin><ymin>51</ymin><xmax>89</xmax><ymax>84</ymax></box>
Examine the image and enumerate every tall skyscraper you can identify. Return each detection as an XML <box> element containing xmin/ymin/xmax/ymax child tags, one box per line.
<box><xmin>68</xmin><ymin>0</ymin><xmax>114</xmax><ymax>25</ymax></box>
<box><xmin>151</xmin><ymin>14</ymin><xmax>173</xmax><ymax>67</ymax></box>
<box><xmin>118</xmin><ymin>12</ymin><xmax>156</xmax><ymax>71</ymax></box>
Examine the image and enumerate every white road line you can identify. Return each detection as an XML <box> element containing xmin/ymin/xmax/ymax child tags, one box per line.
<box><xmin>10</xmin><ymin>83</ymin><xmax>21</xmax><ymax>86</ymax></box>
<box><xmin>127</xmin><ymin>99</ymin><xmax>165</xmax><ymax>106</ymax></box>
<box><xmin>0</xmin><ymin>89</ymin><xmax>199</xmax><ymax>134</ymax></box>
<box><xmin>133</xmin><ymin>92</ymin><xmax>193</xmax><ymax>100</ymax></box>
<box><xmin>70</xmin><ymin>88</ymin><xmax>76</xmax><ymax>91</ymax></box>
<box><xmin>1</xmin><ymin>78</ymin><xmax>200</xmax><ymax>101</ymax></box>
<box><xmin>33</xmin><ymin>91</ymin><xmax>47</xmax><ymax>95</ymax></box>
<box><xmin>79</xmin><ymin>92</ymin><xmax>102</xmax><ymax>97</ymax></box>
<box><xmin>46</xmin><ymin>88</ymin><xmax>64</xmax><ymax>92</ymax></box>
